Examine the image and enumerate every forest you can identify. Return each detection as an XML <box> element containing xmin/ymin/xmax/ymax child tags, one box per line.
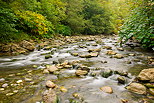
<box><xmin>0</xmin><ymin>0</ymin><xmax>153</xmax><ymax>49</ymax></box>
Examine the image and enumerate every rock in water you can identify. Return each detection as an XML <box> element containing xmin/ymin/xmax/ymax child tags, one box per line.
<box><xmin>126</xmin><ymin>83</ymin><xmax>147</xmax><ymax>95</ymax></box>
<box><xmin>100</xmin><ymin>86</ymin><xmax>113</xmax><ymax>94</ymax></box>
<box><xmin>46</xmin><ymin>80</ymin><xmax>56</xmax><ymax>88</ymax></box>
<box><xmin>101</xmin><ymin>69</ymin><xmax>113</xmax><ymax>78</ymax></box>
<box><xmin>137</xmin><ymin>68</ymin><xmax>154</xmax><ymax>82</ymax></box>
<box><xmin>149</xmin><ymin>88</ymin><xmax>154</xmax><ymax>95</ymax></box>
<box><xmin>75</xmin><ymin>70</ymin><xmax>88</xmax><ymax>76</ymax></box>
<box><xmin>47</xmin><ymin>65</ymin><xmax>58</xmax><ymax>73</ymax></box>
<box><xmin>117</xmin><ymin>76</ymin><xmax>125</xmax><ymax>84</ymax></box>
<box><xmin>43</xmin><ymin>89</ymin><xmax>57</xmax><ymax>103</ymax></box>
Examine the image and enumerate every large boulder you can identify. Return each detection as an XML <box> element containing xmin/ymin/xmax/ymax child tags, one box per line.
<box><xmin>137</xmin><ymin>68</ymin><xmax>154</xmax><ymax>82</ymax></box>
<box><xmin>42</xmin><ymin>89</ymin><xmax>57</xmax><ymax>103</ymax></box>
<box><xmin>126</xmin><ymin>83</ymin><xmax>147</xmax><ymax>95</ymax></box>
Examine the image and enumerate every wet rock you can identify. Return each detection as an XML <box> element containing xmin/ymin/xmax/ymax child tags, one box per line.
<box><xmin>44</xmin><ymin>46</ymin><xmax>52</xmax><ymax>50</ymax></box>
<box><xmin>25</xmin><ymin>78</ymin><xmax>32</xmax><ymax>82</ymax></box>
<box><xmin>43</xmin><ymin>89</ymin><xmax>57</xmax><ymax>103</ymax></box>
<box><xmin>88</xmin><ymin>48</ymin><xmax>101</xmax><ymax>52</ymax></box>
<box><xmin>0</xmin><ymin>78</ymin><xmax>5</xmax><ymax>82</ymax></box>
<box><xmin>121</xmin><ymin>99</ymin><xmax>128</xmax><ymax>103</ymax></box>
<box><xmin>145</xmin><ymin>83</ymin><xmax>154</xmax><ymax>88</ymax></box>
<box><xmin>2</xmin><ymin>83</ymin><xmax>8</xmax><ymax>88</ymax></box>
<box><xmin>137</xmin><ymin>68</ymin><xmax>154</xmax><ymax>82</ymax></box>
<box><xmin>46</xmin><ymin>80</ymin><xmax>56</xmax><ymax>88</ymax></box>
<box><xmin>126</xmin><ymin>83</ymin><xmax>147</xmax><ymax>95</ymax></box>
<box><xmin>45</xmin><ymin>55</ymin><xmax>52</xmax><ymax>59</ymax></box>
<box><xmin>72</xmin><ymin>93</ymin><xmax>81</xmax><ymax>99</ymax></box>
<box><xmin>79</xmin><ymin>54</ymin><xmax>91</xmax><ymax>58</ymax></box>
<box><xmin>101</xmin><ymin>69</ymin><xmax>113</xmax><ymax>78</ymax></box>
<box><xmin>103</xmin><ymin>46</ymin><xmax>112</xmax><ymax>50</ymax></box>
<box><xmin>92</xmin><ymin>43</ymin><xmax>98</xmax><ymax>46</ymax></box>
<box><xmin>0</xmin><ymin>88</ymin><xmax>4</xmax><ymax>91</ymax></box>
<box><xmin>106</xmin><ymin>50</ymin><xmax>117</xmax><ymax>55</ymax></box>
<box><xmin>129</xmin><ymin>54</ymin><xmax>135</xmax><ymax>56</ymax></box>
<box><xmin>47</xmin><ymin>65</ymin><xmax>58</xmax><ymax>73</ymax></box>
<box><xmin>113</xmin><ymin>54</ymin><xmax>124</xmax><ymax>59</ymax></box>
<box><xmin>117</xmin><ymin>76</ymin><xmax>125</xmax><ymax>84</ymax></box>
<box><xmin>6</xmin><ymin>93</ymin><xmax>14</xmax><ymax>96</ymax></box>
<box><xmin>60</xmin><ymin>86</ymin><xmax>67</xmax><ymax>92</ymax></box>
<box><xmin>43</xmin><ymin>69</ymin><xmax>50</xmax><ymax>74</ymax></box>
<box><xmin>20</xmin><ymin>40</ymin><xmax>35</xmax><ymax>51</ymax></box>
<box><xmin>89</xmin><ymin>52</ymin><xmax>99</xmax><ymax>57</ymax></box>
<box><xmin>133</xmin><ymin>59</ymin><xmax>140</xmax><ymax>62</ymax></box>
<box><xmin>71</xmin><ymin>53</ymin><xmax>79</xmax><ymax>56</ymax></box>
<box><xmin>16</xmin><ymin>80</ymin><xmax>23</xmax><ymax>84</ymax></box>
<box><xmin>149</xmin><ymin>88</ymin><xmax>154</xmax><ymax>95</ymax></box>
<box><xmin>114</xmin><ymin>70</ymin><xmax>128</xmax><ymax>77</ymax></box>
<box><xmin>117</xmin><ymin>47</ymin><xmax>124</xmax><ymax>51</ymax></box>
<box><xmin>100</xmin><ymin>86</ymin><xmax>113</xmax><ymax>94</ymax></box>
<box><xmin>75</xmin><ymin>70</ymin><xmax>88</xmax><ymax>76</ymax></box>
<box><xmin>126</xmin><ymin>61</ymin><xmax>132</xmax><ymax>64</ymax></box>
<box><xmin>101</xmin><ymin>61</ymin><xmax>108</xmax><ymax>64</ymax></box>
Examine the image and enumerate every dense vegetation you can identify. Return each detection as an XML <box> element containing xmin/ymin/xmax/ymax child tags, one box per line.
<box><xmin>0</xmin><ymin>0</ymin><xmax>153</xmax><ymax>49</ymax></box>
<box><xmin>119</xmin><ymin>0</ymin><xmax>154</xmax><ymax>49</ymax></box>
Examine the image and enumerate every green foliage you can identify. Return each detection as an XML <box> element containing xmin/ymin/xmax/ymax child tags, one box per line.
<box><xmin>119</xmin><ymin>0</ymin><xmax>154</xmax><ymax>48</ymax></box>
<box><xmin>0</xmin><ymin>1</ymin><xmax>19</xmax><ymax>43</ymax></box>
<box><xmin>55</xmin><ymin>25</ymin><xmax>71</xmax><ymax>36</ymax></box>
<box><xmin>15</xmin><ymin>10</ymin><xmax>54</xmax><ymax>38</ymax></box>
<box><xmin>82</xmin><ymin>0</ymin><xmax>113</xmax><ymax>34</ymax></box>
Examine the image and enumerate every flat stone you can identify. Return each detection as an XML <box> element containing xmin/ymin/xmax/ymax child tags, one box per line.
<box><xmin>88</xmin><ymin>48</ymin><xmax>101</xmax><ymax>52</ymax></box>
<box><xmin>100</xmin><ymin>86</ymin><xmax>113</xmax><ymax>94</ymax></box>
<box><xmin>16</xmin><ymin>80</ymin><xmax>23</xmax><ymax>84</ymax></box>
<box><xmin>113</xmin><ymin>54</ymin><xmax>124</xmax><ymax>59</ymax></box>
<box><xmin>89</xmin><ymin>52</ymin><xmax>99</xmax><ymax>57</ymax></box>
<box><xmin>0</xmin><ymin>78</ymin><xmax>5</xmax><ymax>82</ymax></box>
<box><xmin>43</xmin><ymin>69</ymin><xmax>50</xmax><ymax>74</ymax></box>
<box><xmin>47</xmin><ymin>65</ymin><xmax>58</xmax><ymax>73</ymax></box>
<box><xmin>2</xmin><ymin>83</ymin><xmax>8</xmax><ymax>88</ymax></box>
<box><xmin>75</xmin><ymin>70</ymin><xmax>88</xmax><ymax>76</ymax></box>
<box><xmin>126</xmin><ymin>83</ymin><xmax>147</xmax><ymax>95</ymax></box>
<box><xmin>106</xmin><ymin>50</ymin><xmax>117</xmax><ymax>55</ymax></box>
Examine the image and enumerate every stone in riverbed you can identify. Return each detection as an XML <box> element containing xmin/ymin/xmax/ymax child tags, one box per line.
<box><xmin>106</xmin><ymin>50</ymin><xmax>117</xmax><ymax>55</ymax></box>
<box><xmin>103</xmin><ymin>46</ymin><xmax>112</xmax><ymax>50</ymax></box>
<box><xmin>89</xmin><ymin>52</ymin><xmax>99</xmax><ymax>57</ymax></box>
<box><xmin>46</xmin><ymin>80</ymin><xmax>56</xmax><ymax>88</ymax></box>
<box><xmin>45</xmin><ymin>55</ymin><xmax>52</xmax><ymax>59</ymax></box>
<box><xmin>100</xmin><ymin>86</ymin><xmax>113</xmax><ymax>94</ymax></box>
<box><xmin>20</xmin><ymin>40</ymin><xmax>35</xmax><ymax>51</ymax></box>
<box><xmin>137</xmin><ymin>68</ymin><xmax>154</xmax><ymax>82</ymax></box>
<box><xmin>126</xmin><ymin>83</ymin><xmax>147</xmax><ymax>95</ymax></box>
<box><xmin>43</xmin><ymin>89</ymin><xmax>57</xmax><ymax>103</ymax></box>
<box><xmin>149</xmin><ymin>88</ymin><xmax>154</xmax><ymax>95</ymax></box>
<box><xmin>2</xmin><ymin>83</ymin><xmax>8</xmax><ymax>88</ymax></box>
<box><xmin>43</xmin><ymin>69</ymin><xmax>50</xmax><ymax>74</ymax></box>
<box><xmin>0</xmin><ymin>78</ymin><xmax>5</xmax><ymax>82</ymax></box>
<box><xmin>71</xmin><ymin>53</ymin><xmax>79</xmax><ymax>56</ymax></box>
<box><xmin>117</xmin><ymin>76</ymin><xmax>125</xmax><ymax>84</ymax></box>
<box><xmin>47</xmin><ymin>65</ymin><xmax>58</xmax><ymax>73</ymax></box>
<box><xmin>113</xmin><ymin>54</ymin><xmax>124</xmax><ymax>59</ymax></box>
<box><xmin>75</xmin><ymin>70</ymin><xmax>88</xmax><ymax>76</ymax></box>
<box><xmin>101</xmin><ymin>69</ymin><xmax>113</xmax><ymax>78</ymax></box>
<box><xmin>60</xmin><ymin>86</ymin><xmax>67</xmax><ymax>92</ymax></box>
<box><xmin>88</xmin><ymin>48</ymin><xmax>101</xmax><ymax>52</ymax></box>
<box><xmin>145</xmin><ymin>83</ymin><xmax>154</xmax><ymax>88</ymax></box>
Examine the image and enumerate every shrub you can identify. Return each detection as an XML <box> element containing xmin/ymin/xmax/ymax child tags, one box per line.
<box><xmin>15</xmin><ymin>10</ymin><xmax>54</xmax><ymax>38</ymax></box>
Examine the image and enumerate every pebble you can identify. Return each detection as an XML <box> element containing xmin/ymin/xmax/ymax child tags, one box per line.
<box><xmin>0</xmin><ymin>88</ymin><xmax>4</xmax><ymax>91</ymax></box>
<box><xmin>0</xmin><ymin>78</ymin><xmax>5</xmax><ymax>82</ymax></box>
<box><xmin>6</xmin><ymin>93</ymin><xmax>14</xmax><ymax>96</ymax></box>
<box><xmin>2</xmin><ymin>83</ymin><xmax>8</xmax><ymax>88</ymax></box>
<box><xmin>16</xmin><ymin>80</ymin><xmax>23</xmax><ymax>84</ymax></box>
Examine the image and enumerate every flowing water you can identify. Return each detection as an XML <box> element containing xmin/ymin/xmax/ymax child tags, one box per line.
<box><xmin>0</xmin><ymin>35</ymin><xmax>154</xmax><ymax>103</ymax></box>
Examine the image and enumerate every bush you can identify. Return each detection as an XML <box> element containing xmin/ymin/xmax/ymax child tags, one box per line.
<box><xmin>55</xmin><ymin>25</ymin><xmax>71</xmax><ymax>36</ymax></box>
<box><xmin>0</xmin><ymin>3</ymin><xmax>20</xmax><ymax>43</ymax></box>
<box><xmin>119</xmin><ymin>1</ymin><xmax>154</xmax><ymax>49</ymax></box>
<box><xmin>15</xmin><ymin>10</ymin><xmax>54</xmax><ymax>38</ymax></box>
